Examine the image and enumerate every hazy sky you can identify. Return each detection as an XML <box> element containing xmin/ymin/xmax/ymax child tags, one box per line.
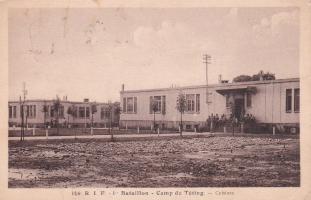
<box><xmin>9</xmin><ymin>7</ymin><xmax>299</xmax><ymax>102</ymax></box>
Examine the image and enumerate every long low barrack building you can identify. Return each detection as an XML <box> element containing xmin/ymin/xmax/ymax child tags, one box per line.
<box><xmin>8</xmin><ymin>98</ymin><xmax>120</xmax><ymax>128</ymax></box>
<box><xmin>120</xmin><ymin>77</ymin><xmax>299</xmax><ymax>133</ymax></box>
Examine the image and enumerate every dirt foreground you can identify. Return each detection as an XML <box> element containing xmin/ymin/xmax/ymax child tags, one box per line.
<box><xmin>8</xmin><ymin>135</ymin><xmax>300</xmax><ymax>187</ymax></box>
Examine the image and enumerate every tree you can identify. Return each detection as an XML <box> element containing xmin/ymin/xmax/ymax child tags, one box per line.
<box><xmin>233</xmin><ymin>75</ymin><xmax>252</xmax><ymax>83</ymax></box>
<box><xmin>67</xmin><ymin>104</ymin><xmax>77</xmax><ymax>138</ymax></box>
<box><xmin>232</xmin><ymin>70</ymin><xmax>276</xmax><ymax>82</ymax></box>
<box><xmin>113</xmin><ymin>102</ymin><xmax>121</xmax><ymax>127</ymax></box>
<box><xmin>176</xmin><ymin>92</ymin><xmax>187</xmax><ymax>136</ymax></box>
<box><xmin>42</xmin><ymin>101</ymin><xmax>49</xmax><ymax>128</ymax></box>
<box><xmin>67</xmin><ymin>104</ymin><xmax>77</xmax><ymax>128</ymax></box>
<box><xmin>252</xmin><ymin>70</ymin><xmax>276</xmax><ymax>81</ymax></box>
<box><xmin>107</xmin><ymin>102</ymin><xmax>114</xmax><ymax>141</ymax></box>
<box><xmin>262</xmin><ymin>71</ymin><xmax>275</xmax><ymax>80</ymax></box>
<box><xmin>90</xmin><ymin>103</ymin><xmax>97</xmax><ymax>128</ymax></box>
<box><xmin>150</xmin><ymin>98</ymin><xmax>159</xmax><ymax>131</ymax></box>
<box><xmin>66</xmin><ymin>106</ymin><xmax>72</xmax><ymax>127</ymax></box>
<box><xmin>52</xmin><ymin>96</ymin><xmax>61</xmax><ymax>135</ymax></box>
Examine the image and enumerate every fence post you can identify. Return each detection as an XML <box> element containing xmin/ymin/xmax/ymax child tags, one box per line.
<box><xmin>45</xmin><ymin>129</ymin><xmax>48</xmax><ymax>140</ymax></box>
<box><xmin>224</xmin><ymin>126</ymin><xmax>227</xmax><ymax>133</ymax></box>
<box><xmin>241</xmin><ymin>123</ymin><xmax>244</xmax><ymax>133</ymax></box>
<box><xmin>157</xmin><ymin>128</ymin><xmax>160</xmax><ymax>136</ymax></box>
<box><xmin>91</xmin><ymin>127</ymin><xmax>93</xmax><ymax>135</ymax></box>
<box><xmin>32</xmin><ymin>126</ymin><xmax>36</xmax><ymax>136</ymax></box>
<box><xmin>137</xmin><ymin>126</ymin><xmax>140</xmax><ymax>134</ymax></box>
<box><xmin>273</xmin><ymin>126</ymin><xmax>276</xmax><ymax>135</ymax></box>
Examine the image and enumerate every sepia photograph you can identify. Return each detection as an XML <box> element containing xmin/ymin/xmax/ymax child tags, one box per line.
<box><xmin>5</xmin><ymin>3</ymin><xmax>304</xmax><ymax>192</ymax></box>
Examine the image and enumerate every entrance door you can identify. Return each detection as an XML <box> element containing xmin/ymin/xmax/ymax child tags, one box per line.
<box><xmin>234</xmin><ymin>98</ymin><xmax>245</xmax><ymax>120</ymax></box>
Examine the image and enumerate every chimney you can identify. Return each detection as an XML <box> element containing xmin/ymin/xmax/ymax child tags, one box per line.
<box><xmin>218</xmin><ymin>74</ymin><xmax>222</xmax><ymax>83</ymax></box>
<box><xmin>121</xmin><ymin>84</ymin><xmax>125</xmax><ymax>92</ymax></box>
<box><xmin>84</xmin><ymin>98</ymin><xmax>89</xmax><ymax>102</ymax></box>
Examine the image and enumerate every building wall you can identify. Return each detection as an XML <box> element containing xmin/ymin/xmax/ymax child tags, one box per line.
<box><xmin>8</xmin><ymin>100</ymin><xmax>120</xmax><ymax>127</ymax></box>
<box><xmin>120</xmin><ymin>78</ymin><xmax>299</xmax><ymax>129</ymax></box>
<box><xmin>246</xmin><ymin>81</ymin><xmax>299</xmax><ymax>124</ymax></box>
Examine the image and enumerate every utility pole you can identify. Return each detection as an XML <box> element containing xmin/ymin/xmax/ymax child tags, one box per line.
<box><xmin>203</xmin><ymin>54</ymin><xmax>211</xmax><ymax>104</ymax></box>
<box><xmin>84</xmin><ymin>105</ymin><xmax>87</xmax><ymax>133</ymax></box>
<box><xmin>21</xmin><ymin>82</ymin><xmax>27</xmax><ymax>141</ymax></box>
<box><xmin>19</xmin><ymin>96</ymin><xmax>23</xmax><ymax>141</ymax></box>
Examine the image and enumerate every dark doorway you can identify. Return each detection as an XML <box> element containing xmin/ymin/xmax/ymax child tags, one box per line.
<box><xmin>234</xmin><ymin>98</ymin><xmax>245</xmax><ymax>120</ymax></box>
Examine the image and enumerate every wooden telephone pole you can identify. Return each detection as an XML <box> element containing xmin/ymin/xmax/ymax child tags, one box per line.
<box><xmin>203</xmin><ymin>54</ymin><xmax>211</xmax><ymax>104</ymax></box>
<box><xmin>20</xmin><ymin>82</ymin><xmax>27</xmax><ymax>141</ymax></box>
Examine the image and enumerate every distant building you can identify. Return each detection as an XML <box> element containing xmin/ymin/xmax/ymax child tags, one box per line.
<box><xmin>120</xmin><ymin>78</ymin><xmax>299</xmax><ymax>133</ymax></box>
<box><xmin>8</xmin><ymin>99</ymin><xmax>120</xmax><ymax>128</ymax></box>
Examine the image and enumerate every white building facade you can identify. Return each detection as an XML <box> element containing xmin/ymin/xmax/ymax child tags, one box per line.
<box><xmin>8</xmin><ymin>99</ymin><xmax>120</xmax><ymax>128</ymax></box>
<box><xmin>120</xmin><ymin>78</ymin><xmax>299</xmax><ymax>133</ymax></box>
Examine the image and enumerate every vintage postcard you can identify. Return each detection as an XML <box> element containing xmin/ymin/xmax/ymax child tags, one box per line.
<box><xmin>0</xmin><ymin>0</ymin><xmax>311</xmax><ymax>199</ymax></box>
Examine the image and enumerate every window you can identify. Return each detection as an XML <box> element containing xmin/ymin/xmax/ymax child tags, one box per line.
<box><xmin>50</xmin><ymin>105</ymin><xmax>63</xmax><ymax>118</ymax></box>
<box><xmin>59</xmin><ymin>105</ymin><xmax>64</xmax><ymax>118</ymax></box>
<box><xmin>101</xmin><ymin>107</ymin><xmax>111</xmax><ymax>119</ymax></box>
<box><xmin>286</xmin><ymin>89</ymin><xmax>292</xmax><ymax>113</ymax></box>
<box><xmin>150</xmin><ymin>96</ymin><xmax>166</xmax><ymax>114</ymax></box>
<box><xmin>196</xmin><ymin>94</ymin><xmax>200</xmax><ymax>112</ymax></box>
<box><xmin>123</xmin><ymin>97</ymin><xmax>137</xmax><ymax>113</ymax></box>
<box><xmin>186</xmin><ymin>94</ymin><xmax>195</xmax><ymax>112</ymax></box>
<box><xmin>246</xmin><ymin>93</ymin><xmax>252</xmax><ymax>107</ymax></box>
<box><xmin>154</xmin><ymin>96</ymin><xmax>161</xmax><ymax>112</ymax></box>
<box><xmin>79</xmin><ymin>107</ymin><xmax>85</xmax><ymax>118</ymax></box>
<box><xmin>184</xmin><ymin>94</ymin><xmax>200</xmax><ymax>113</ymax></box>
<box><xmin>188</xmin><ymin>94</ymin><xmax>200</xmax><ymax>113</ymax></box>
<box><xmin>23</xmin><ymin>105</ymin><xmax>36</xmax><ymax>118</ymax></box>
<box><xmin>127</xmin><ymin>97</ymin><xmax>134</xmax><ymax>113</ymax></box>
<box><xmin>294</xmin><ymin>88</ymin><xmax>300</xmax><ymax>112</ymax></box>
<box><xmin>50</xmin><ymin>105</ymin><xmax>54</xmax><ymax>117</ymax></box>
<box><xmin>86</xmin><ymin>107</ymin><xmax>90</xmax><ymax>118</ymax></box>
<box><xmin>150</xmin><ymin>96</ymin><xmax>161</xmax><ymax>113</ymax></box>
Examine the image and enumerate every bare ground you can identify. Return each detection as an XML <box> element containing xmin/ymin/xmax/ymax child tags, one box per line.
<box><xmin>8</xmin><ymin>134</ymin><xmax>300</xmax><ymax>188</ymax></box>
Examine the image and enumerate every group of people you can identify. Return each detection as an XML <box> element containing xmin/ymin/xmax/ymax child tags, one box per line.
<box><xmin>240</xmin><ymin>113</ymin><xmax>256</xmax><ymax>124</ymax></box>
<box><xmin>206</xmin><ymin>113</ymin><xmax>256</xmax><ymax>132</ymax></box>
<box><xmin>206</xmin><ymin>113</ymin><xmax>228</xmax><ymax>131</ymax></box>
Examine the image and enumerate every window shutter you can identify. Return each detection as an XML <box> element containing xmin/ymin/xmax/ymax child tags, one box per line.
<box><xmin>123</xmin><ymin>98</ymin><xmax>126</xmax><ymax>113</ymax></box>
<box><xmin>34</xmin><ymin>105</ymin><xmax>36</xmax><ymax>118</ymax></box>
<box><xmin>149</xmin><ymin>96</ymin><xmax>153</xmax><ymax>114</ymax></box>
<box><xmin>196</xmin><ymin>94</ymin><xmax>200</xmax><ymax>112</ymax></box>
<box><xmin>162</xmin><ymin>96</ymin><xmax>166</xmax><ymax>115</ymax></box>
<box><xmin>134</xmin><ymin>97</ymin><xmax>137</xmax><ymax>113</ymax></box>
<box><xmin>294</xmin><ymin>88</ymin><xmax>299</xmax><ymax>112</ymax></box>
